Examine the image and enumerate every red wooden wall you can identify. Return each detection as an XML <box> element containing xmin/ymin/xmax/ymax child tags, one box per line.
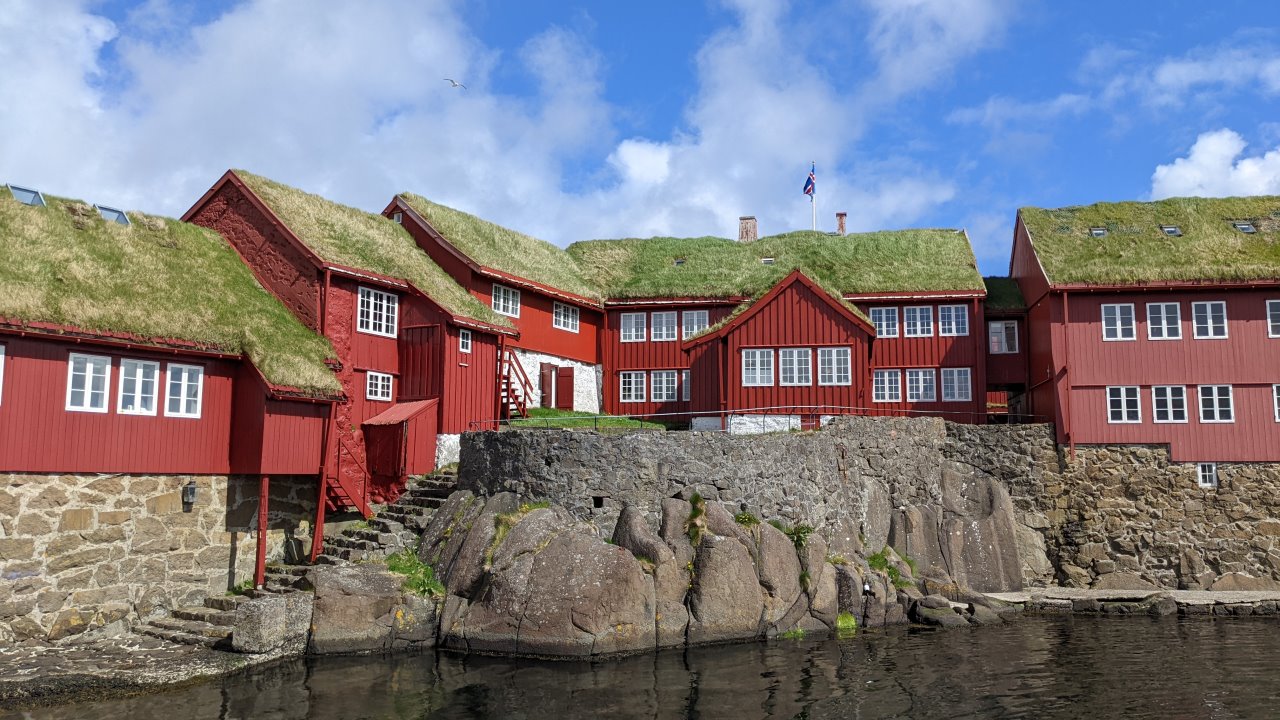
<box><xmin>984</xmin><ymin>309</ymin><xmax>1029</xmax><ymax>387</ymax></box>
<box><xmin>230</xmin><ymin>365</ymin><xmax>327</xmax><ymax>475</ymax></box>
<box><xmin>440</xmin><ymin>324</ymin><xmax>499</xmax><ymax>434</ymax></box>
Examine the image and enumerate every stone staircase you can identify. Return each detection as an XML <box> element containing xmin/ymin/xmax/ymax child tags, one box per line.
<box><xmin>137</xmin><ymin>594</ymin><xmax>245</xmax><ymax>649</ymax></box>
<box><xmin>315</xmin><ymin>472</ymin><xmax>456</xmax><ymax>564</ymax></box>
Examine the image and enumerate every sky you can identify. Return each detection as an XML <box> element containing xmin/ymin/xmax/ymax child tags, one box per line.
<box><xmin>2</xmin><ymin>1</ymin><xmax>1279</xmax><ymax>276</ymax></box>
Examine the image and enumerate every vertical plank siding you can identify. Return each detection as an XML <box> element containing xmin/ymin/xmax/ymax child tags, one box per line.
<box><xmin>440</xmin><ymin>326</ymin><xmax>499</xmax><ymax>433</ymax></box>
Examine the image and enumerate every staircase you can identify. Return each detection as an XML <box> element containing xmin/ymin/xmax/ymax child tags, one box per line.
<box><xmin>137</xmin><ymin>595</ymin><xmax>244</xmax><ymax>649</ymax></box>
<box><xmin>315</xmin><ymin>471</ymin><xmax>457</xmax><ymax>563</ymax></box>
<box><xmin>500</xmin><ymin>350</ymin><xmax>532</xmax><ymax>419</ymax></box>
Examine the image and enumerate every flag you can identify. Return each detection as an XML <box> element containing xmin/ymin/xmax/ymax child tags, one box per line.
<box><xmin>802</xmin><ymin>163</ymin><xmax>815</xmax><ymax>197</ymax></box>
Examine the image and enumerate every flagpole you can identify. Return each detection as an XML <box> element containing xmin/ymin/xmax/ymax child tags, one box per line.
<box><xmin>811</xmin><ymin>161</ymin><xmax>817</xmax><ymax>231</ymax></box>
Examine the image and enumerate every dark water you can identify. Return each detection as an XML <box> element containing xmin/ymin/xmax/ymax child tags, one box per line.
<box><xmin>11</xmin><ymin>616</ymin><xmax>1280</xmax><ymax>719</ymax></box>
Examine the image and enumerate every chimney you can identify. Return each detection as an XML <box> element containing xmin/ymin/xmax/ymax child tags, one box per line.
<box><xmin>738</xmin><ymin>216</ymin><xmax>758</xmax><ymax>243</ymax></box>
<box><xmin>836</xmin><ymin>212</ymin><xmax>847</xmax><ymax>236</ymax></box>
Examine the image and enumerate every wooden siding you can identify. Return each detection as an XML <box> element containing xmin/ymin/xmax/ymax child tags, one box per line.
<box><xmin>1011</xmin><ymin>215</ymin><xmax>1051</xmax><ymax>306</ymax></box>
<box><xmin>473</xmin><ymin>278</ymin><xmax>601</xmax><ymax>364</ymax></box>
<box><xmin>985</xmin><ymin>310</ymin><xmax>1029</xmax><ymax>387</ymax></box>
<box><xmin>439</xmin><ymin>325</ymin><xmax>499</xmax><ymax>434</ymax></box>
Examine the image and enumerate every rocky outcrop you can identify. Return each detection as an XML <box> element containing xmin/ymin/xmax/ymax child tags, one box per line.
<box><xmin>305</xmin><ymin>565</ymin><xmax>437</xmax><ymax>654</ymax></box>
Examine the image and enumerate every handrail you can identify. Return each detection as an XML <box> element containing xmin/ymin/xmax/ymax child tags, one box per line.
<box><xmin>333</xmin><ymin>437</ymin><xmax>372</xmax><ymax>516</ymax></box>
<box><xmin>501</xmin><ymin>350</ymin><xmax>534</xmax><ymax>418</ymax></box>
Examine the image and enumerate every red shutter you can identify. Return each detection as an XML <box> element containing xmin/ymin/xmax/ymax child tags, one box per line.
<box><xmin>555</xmin><ymin>366</ymin><xmax>575</xmax><ymax>410</ymax></box>
<box><xmin>539</xmin><ymin>363</ymin><xmax>555</xmax><ymax>408</ymax></box>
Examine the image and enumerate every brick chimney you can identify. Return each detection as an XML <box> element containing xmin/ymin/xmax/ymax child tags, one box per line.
<box><xmin>738</xmin><ymin>216</ymin><xmax>758</xmax><ymax>243</ymax></box>
<box><xmin>836</xmin><ymin>212</ymin><xmax>847</xmax><ymax>236</ymax></box>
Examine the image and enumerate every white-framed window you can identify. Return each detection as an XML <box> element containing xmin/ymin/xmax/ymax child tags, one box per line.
<box><xmin>1152</xmin><ymin>385</ymin><xmax>1188</xmax><ymax>423</ymax></box>
<box><xmin>988</xmin><ymin>320</ymin><xmax>1019</xmax><ymax>354</ymax></box>
<box><xmin>165</xmin><ymin>363</ymin><xmax>204</xmax><ymax>418</ymax></box>
<box><xmin>357</xmin><ymin>287</ymin><xmax>399</xmax><ymax>337</ymax></box>
<box><xmin>1197</xmin><ymin>462</ymin><xmax>1219</xmax><ymax>489</ymax></box>
<box><xmin>651</xmin><ymin>370</ymin><xmax>678</xmax><ymax>401</ymax></box>
<box><xmin>938</xmin><ymin>305</ymin><xmax>969</xmax><ymax>336</ymax></box>
<box><xmin>1273</xmin><ymin>384</ymin><xmax>1280</xmax><ymax>422</ymax></box>
<box><xmin>117</xmin><ymin>359</ymin><xmax>159</xmax><ymax>415</ymax></box>
<box><xmin>366</xmin><ymin>371</ymin><xmax>393</xmax><ymax>401</ymax></box>
<box><xmin>681</xmin><ymin>369</ymin><xmax>691</xmax><ymax>402</ymax></box>
<box><xmin>682</xmin><ymin>310</ymin><xmax>710</xmax><ymax>339</ymax></box>
<box><xmin>1101</xmin><ymin>304</ymin><xmax>1135</xmax><ymax>341</ymax></box>
<box><xmin>906</xmin><ymin>369</ymin><xmax>936</xmax><ymax>402</ymax></box>
<box><xmin>619</xmin><ymin>371</ymin><xmax>646</xmax><ymax>403</ymax></box>
<box><xmin>651</xmin><ymin>312</ymin><xmax>678</xmax><ymax>342</ymax></box>
<box><xmin>1107</xmin><ymin>386</ymin><xmax>1140</xmax><ymax>423</ymax></box>
<box><xmin>1198</xmin><ymin>385</ymin><xmax>1234</xmax><ymax>423</ymax></box>
<box><xmin>817</xmin><ymin>347</ymin><xmax>851</xmax><ymax>386</ymax></box>
<box><xmin>553</xmin><ymin>302</ymin><xmax>580</xmax><ymax>333</ymax></box>
<box><xmin>459</xmin><ymin>329</ymin><xmax>472</xmax><ymax>354</ymax></box>
<box><xmin>870</xmin><ymin>307</ymin><xmax>898</xmax><ymax>338</ymax></box>
<box><xmin>620</xmin><ymin>313</ymin><xmax>646</xmax><ymax>342</ymax></box>
<box><xmin>779</xmin><ymin>348</ymin><xmax>812</xmax><ymax>386</ymax></box>
<box><xmin>1146</xmin><ymin>302</ymin><xmax>1181</xmax><ymax>340</ymax></box>
<box><xmin>491</xmin><ymin>284</ymin><xmax>521</xmax><ymax>318</ymax></box>
<box><xmin>742</xmin><ymin>349</ymin><xmax>774</xmax><ymax>387</ymax></box>
<box><xmin>1268</xmin><ymin>300</ymin><xmax>1280</xmax><ymax>338</ymax></box>
<box><xmin>392</xmin><ymin>211</ymin><xmax>403</xmax><ymax>224</ymax></box>
<box><xmin>1192</xmin><ymin>301</ymin><xmax>1227</xmax><ymax>339</ymax></box>
<box><xmin>941</xmin><ymin>368</ymin><xmax>971</xmax><ymax>402</ymax></box>
<box><xmin>66</xmin><ymin>353</ymin><xmax>110</xmax><ymax>413</ymax></box>
<box><xmin>873</xmin><ymin>369</ymin><xmax>901</xmax><ymax>402</ymax></box>
<box><xmin>0</xmin><ymin>344</ymin><xmax>6</xmax><ymax>406</ymax></box>
<box><xmin>903</xmin><ymin>307</ymin><xmax>933</xmax><ymax>337</ymax></box>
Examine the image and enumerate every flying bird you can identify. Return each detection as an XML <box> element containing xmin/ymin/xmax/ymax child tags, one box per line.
<box><xmin>444</xmin><ymin>78</ymin><xmax>466</xmax><ymax>89</ymax></box>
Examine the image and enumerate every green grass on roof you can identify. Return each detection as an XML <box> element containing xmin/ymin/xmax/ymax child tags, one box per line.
<box><xmin>0</xmin><ymin>195</ymin><xmax>340</xmax><ymax>395</ymax></box>
<box><xmin>1020</xmin><ymin>196</ymin><xmax>1280</xmax><ymax>285</ymax></box>
<box><xmin>235</xmin><ymin>172</ymin><xmax>509</xmax><ymax>328</ymax></box>
<box><xmin>982</xmin><ymin>277</ymin><xmax>1025</xmax><ymax>310</ymax></box>
<box><xmin>398</xmin><ymin>193</ymin><xmax>601</xmax><ymax>301</ymax></box>
<box><xmin>566</xmin><ymin>229</ymin><xmax>984</xmax><ymax>300</ymax></box>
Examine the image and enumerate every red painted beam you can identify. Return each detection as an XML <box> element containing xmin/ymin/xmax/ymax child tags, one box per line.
<box><xmin>255</xmin><ymin>474</ymin><xmax>269</xmax><ymax>588</ymax></box>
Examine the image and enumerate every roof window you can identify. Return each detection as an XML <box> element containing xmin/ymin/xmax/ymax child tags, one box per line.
<box><xmin>760</xmin><ymin>257</ymin><xmax>775</xmax><ymax>265</ymax></box>
<box><xmin>673</xmin><ymin>258</ymin><xmax>686</xmax><ymax>267</ymax></box>
<box><xmin>1160</xmin><ymin>225</ymin><xmax>1182</xmax><ymax>236</ymax></box>
<box><xmin>7</xmin><ymin>184</ymin><xmax>45</xmax><ymax>207</ymax></box>
<box><xmin>392</xmin><ymin>211</ymin><xmax>403</xmax><ymax>224</ymax></box>
<box><xmin>94</xmin><ymin>205</ymin><xmax>130</xmax><ymax>226</ymax></box>
<box><xmin>1232</xmin><ymin>221</ymin><xmax>1257</xmax><ymax>234</ymax></box>
<box><xmin>1089</xmin><ymin>227</ymin><xmax>1108</xmax><ymax>238</ymax></box>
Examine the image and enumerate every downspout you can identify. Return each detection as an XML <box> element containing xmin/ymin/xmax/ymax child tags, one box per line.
<box><xmin>973</xmin><ymin>296</ymin><xmax>986</xmax><ymax>424</ymax></box>
<box><xmin>719</xmin><ymin>337</ymin><xmax>729</xmax><ymax>431</ymax></box>
<box><xmin>1060</xmin><ymin>291</ymin><xmax>1074</xmax><ymax>460</ymax></box>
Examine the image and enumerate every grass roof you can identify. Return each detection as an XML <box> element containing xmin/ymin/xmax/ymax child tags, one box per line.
<box><xmin>235</xmin><ymin>172</ymin><xmax>510</xmax><ymax>328</ymax></box>
<box><xmin>566</xmin><ymin>229</ymin><xmax>984</xmax><ymax>300</ymax></box>
<box><xmin>983</xmin><ymin>276</ymin><xmax>1025</xmax><ymax>310</ymax></box>
<box><xmin>397</xmin><ymin>193</ymin><xmax>601</xmax><ymax>301</ymax></box>
<box><xmin>1019</xmin><ymin>196</ymin><xmax>1280</xmax><ymax>285</ymax></box>
<box><xmin>0</xmin><ymin>194</ymin><xmax>340</xmax><ymax>395</ymax></box>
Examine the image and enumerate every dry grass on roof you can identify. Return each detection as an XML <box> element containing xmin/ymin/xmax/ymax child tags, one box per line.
<box><xmin>1020</xmin><ymin>196</ymin><xmax>1280</xmax><ymax>285</ymax></box>
<box><xmin>0</xmin><ymin>194</ymin><xmax>340</xmax><ymax>395</ymax></box>
<box><xmin>235</xmin><ymin>171</ymin><xmax>509</xmax><ymax>328</ymax></box>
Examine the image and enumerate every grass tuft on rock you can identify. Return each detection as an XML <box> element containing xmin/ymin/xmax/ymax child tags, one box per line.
<box><xmin>778</xmin><ymin>628</ymin><xmax>807</xmax><ymax>640</ymax></box>
<box><xmin>734</xmin><ymin>511</ymin><xmax>760</xmax><ymax>527</ymax></box>
<box><xmin>385</xmin><ymin>550</ymin><xmax>445</xmax><ymax>598</ymax></box>
<box><xmin>686</xmin><ymin>493</ymin><xmax>707</xmax><ymax>544</ymax></box>
<box><xmin>835</xmin><ymin>612</ymin><xmax>858</xmax><ymax>637</ymax></box>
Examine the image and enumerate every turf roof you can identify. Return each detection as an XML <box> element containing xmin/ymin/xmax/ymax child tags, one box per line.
<box><xmin>397</xmin><ymin>193</ymin><xmax>601</xmax><ymax>302</ymax></box>
<box><xmin>235</xmin><ymin>172</ymin><xmax>510</xmax><ymax>329</ymax></box>
<box><xmin>1019</xmin><ymin>196</ymin><xmax>1280</xmax><ymax>285</ymax></box>
<box><xmin>982</xmin><ymin>277</ymin><xmax>1025</xmax><ymax>310</ymax></box>
<box><xmin>0</xmin><ymin>194</ymin><xmax>341</xmax><ymax>396</ymax></box>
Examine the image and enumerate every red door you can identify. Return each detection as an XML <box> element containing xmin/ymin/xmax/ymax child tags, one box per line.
<box><xmin>555</xmin><ymin>366</ymin><xmax>575</xmax><ymax>410</ymax></box>
<box><xmin>540</xmin><ymin>363</ymin><xmax>556</xmax><ymax>408</ymax></box>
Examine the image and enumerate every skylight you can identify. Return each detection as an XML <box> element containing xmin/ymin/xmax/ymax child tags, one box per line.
<box><xmin>1233</xmin><ymin>221</ymin><xmax>1257</xmax><ymax>234</ymax></box>
<box><xmin>94</xmin><ymin>205</ymin><xmax>130</xmax><ymax>226</ymax></box>
<box><xmin>7</xmin><ymin>184</ymin><xmax>45</xmax><ymax>207</ymax></box>
<box><xmin>1160</xmin><ymin>225</ymin><xmax>1182</xmax><ymax>236</ymax></box>
<box><xmin>760</xmin><ymin>257</ymin><xmax>775</xmax><ymax>265</ymax></box>
<box><xmin>673</xmin><ymin>258</ymin><xmax>686</xmax><ymax>267</ymax></box>
<box><xmin>1089</xmin><ymin>227</ymin><xmax>1108</xmax><ymax>238</ymax></box>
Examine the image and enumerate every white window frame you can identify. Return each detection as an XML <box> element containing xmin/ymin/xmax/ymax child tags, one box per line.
<box><xmin>619</xmin><ymin>371</ymin><xmax>646</xmax><ymax>403</ymax></box>
<box><xmin>459</xmin><ymin>329</ymin><xmax>472</xmax><ymax>354</ymax></box>
<box><xmin>681</xmin><ymin>369</ymin><xmax>691</xmax><ymax>402</ymax></box>
<box><xmin>1198</xmin><ymin>385</ymin><xmax>1234</xmax><ymax>423</ymax></box>
<box><xmin>491</xmin><ymin>284</ymin><xmax>521</xmax><ymax>318</ymax></box>
<box><xmin>357</xmin><ymin>286</ymin><xmax>399</xmax><ymax>338</ymax></box>
<box><xmin>1145</xmin><ymin>302</ymin><xmax>1182</xmax><ymax>340</ymax></box>
<box><xmin>817</xmin><ymin>347</ymin><xmax>851</xmax><ymax>386</ymax></box>
<box><xmin>65</xmin><ymin>353</ymin><xmax>111</xmax><ymax>413</ymax></box>
<box><xmin>0</xmin><ymin>344</ymin><xmax>5</xmax><ymax>406</ymax></box>
<box><xmin>1101</xmin><ymin>303</ymin><xmax>1136</xmax><ymax>341</ymax></box>
<box><xmin>741</xmin><ymin>349</ymin><xmax>774</xmax><ymax>387</ymax></box>
<box><xmin>117</xmin><ymin>359</ymin><xmax>160</xmax><ymax>416</ymax></box>
<box><xmin>938</xmin><ymin>305</ymin><xmax>969</xmax><ymax>337</ymax></box>
<box><xmin>1152</xmin><ymin>385</ymin><xmax>1188</xmax><ymax>424</ymax></box>
<box><xmin>1197</xmin><ymin>462</ymin><xmax>1219</xmax><ymax>489</ymax></box>
<box><xmin>552</xmin><ymin>302</ymin><xmax>580</xmax><ymax>333</ymax></box>
<box><xmin>906</xmin><ymin>369</ymin><xmax>936</xmax><ymax>402</ymax></box>
<box><xmin>366</xmin><ymin>371</ymin><xmax>393</xmax><ymax>402</ymax></box>
<box><xmin>1268</xmin><ymin>300</ymin><xmax>1280</xmax><ymax>339</ymax></box>
<box><xmin>903</xmin><ymin>306</ymin><xmax>933</xmax><ymax>337</ymax></box>
<box><xmin>651</xmin><ymin>370</ymin><xmax>678</xmax><ymax>402</ymax></box>
<box><xmin>1106</xmin><ymin>386</ymin><xmax>1141</xmax><ymax>424</ymax></box>
<box><xmin>651</xmin><ymin>312</ymin><xmax>678</xmax><ymax>342</ymax></box>
<box><xmin>870</xmin><ymin>307</ymin><xmax>899</xmax><ymax>338</ymax></box>
<box><xmin>1192</xmin><ymin>301</ymin><xmax>1227</xmax><ymax>339</ymax></box>
<box><xmin>682</xmin><ymin>310</ymin><xmax>710</xmax><ymax>340</ymax></box>
<box><xmin>164</xmin><ymin>363</ymin><xmax>204</xmax><ymax>419</ymax></box>
<box><xmin>873</xmin><ymin>369</ymin><xmax>901</xmax><ymax>403</ymax></box>
<box><xmin>779</xmin><ymin>348</ymin><xmax>813</xmax><ymax>387</ymax></box>
<box><xmin>1273</xmin><ymin>384</ymin><xmax>1280</xmax><ymax>422</ymax></box>
<box><xmin>620</xmin><ymin>313</ymin><xmax>646</xmax><ymax>343</ymax></box>
<box><xmin>941</xmin><ymin>367</ymin><xmax>972</xmax><ymax>402</ymax></box>
<box><xmin>988</xmin><ymin>320</ymin><xmax>1019</xmax><ymax>354</ymax></box>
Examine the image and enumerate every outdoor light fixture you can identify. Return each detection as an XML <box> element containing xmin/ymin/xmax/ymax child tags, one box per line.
<box><xmin>182</xmin><ymin>480</ymin><xmax>198</xmax><ymax>512</ymax></box>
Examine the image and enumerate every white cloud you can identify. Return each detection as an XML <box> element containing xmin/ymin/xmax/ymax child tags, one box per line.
<box><xmin>1151</xmin><ymin>128</ymin><xmax>1280</xmax><ymax>198</ymax></box>
<box><xmin>948</xmin><ymin>93</ymin><xmax>1090</xmax><ymax>129</ymax></box>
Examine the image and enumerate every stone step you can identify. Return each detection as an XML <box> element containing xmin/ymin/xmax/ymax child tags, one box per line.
<box><xmin>149</xmin><ymin>617</ymin><xmax>235</xmax><ymax>640</ymax></box>
<box><xmin>204</xmin><ymin>595</ymin><xmax>248</xmax><ymax>612</ymax></box>
<box><xmin>329</xmin><ymin>536</ymin><xmax>379</xmax><ymax>551</ymax></box>
<box><xmin>137</xmin><ymin>625</ymin><xmax>232</xmax><ymax>650</ymax></box>
<box><xmin>398</xmin><ymin>496</ymin><xmax>444</xmax><ymax>509</ymax></box>
<box><xmin>265</xmin><ymin>564</ymin><xmax>310</xmax><ymax>578</ymax></box>
<box><xmin>369</xmin><ymin>518</ymin><xmax>405</xmax><ymax>534</ymax></box>
<box><xmin>313</xmin><ymin>554</ymin><xmax>344</xmax><ymax>566</ymax></box>
<box><xmin>172</xmin><ymin>605</ymin><xmax>237</xmax><ymax>626</ymax></box>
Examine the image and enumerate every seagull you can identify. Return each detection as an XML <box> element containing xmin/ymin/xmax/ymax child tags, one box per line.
<box><xmin>444</xmin><ymin>78</ymin><xmax>467</xmax><ymax>90</ymax></box>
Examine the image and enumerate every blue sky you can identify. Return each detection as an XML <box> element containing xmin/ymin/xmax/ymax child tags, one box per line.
<box><xmin>2</xmin><ymin>1</ymin><xmax>1279</xmax><ymax>276</ymax></box>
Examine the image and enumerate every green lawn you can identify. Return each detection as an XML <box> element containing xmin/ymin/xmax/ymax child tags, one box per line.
<box><xmin>507</xmin><ymin>407</ymin><xmax>666</xmax><ymax>431</ymax></box>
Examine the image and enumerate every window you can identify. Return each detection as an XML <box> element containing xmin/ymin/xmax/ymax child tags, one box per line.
<box><xmin>1152</xmin><ymin>386</ymin><xmax>1188</xmax><ymax>423</ymax></box>
<box><xmin>988</xmin><ymin>320</ymin><xmax>1019</xmax><ymax>354</ymax></box>
<box><xmin>165</xmin><ymin>364</ymin><xmax>204</xmax><ymax>418</ymax></box>
<box><xmin>392</xmin><ymin>211</ymin><xmax>403</xmax><ymax>224</ymax></box>
<box><xmin>742</xmin><ymin>349</ymin><xmax>774</xmax><ymax>387</ymax></box>
<box><xmin>682</xmin><ymin>370</ymin><xmax>690</xmax><ymax>402</ymax></box>
<box><xmin>117</xmin><ymin>359</ymin><xmax>159</xmax><ymax>415</ymax></box>
<box><xmin>66</xmin><ymin>353</ymin><xmax>110</xmax><ymax>413</ymax></box>
<box><xmin>873</xmin><ymin>369</ymin><xmax>901</xmax><ymax>403</ymax></box>
<box><xmin>94</xmin><ymin>205</ymin><xmax>130</xmax><ymax>226</ymax></box>
<box><xmin>651</xmin><ymin>371</ymin><xmax>678</xmax><ymax>401</ymax></box>
<box><xmin>1192</xmin><ymin>301</ymin><xmax>1227</xmax><ymax>339</ymax></box>
<box><xmin>1274</xmin><ymin>384</ymin><xmax>1280</xmax><ymax>422</ymax></box>
<box><xmin>7</xmin><ymin>184</ymin><xmax>45</xmax><ymax>207</ymax></box>
<box><xmin>366</xmin><ymin>371</ymin><xmax>393</xmax><ymax>401</ymax></box>
<box><xmin>906</xmin><ymin>369</ymin><xmax>936</xmax><ymax>402</ymax></box>
<box><xmin>760</xmin><ymin>257</ymin><xmax>775</xmax><ymax>265</ymax></box>
<box><xmin>1198</xmin><ymin>385</ymin><xmax>1234</xmax><ymax>423</ymax></box>
<box><xmin>817</xmin><ymin>347</ymin><xmax>851</xmax><ymax>386</ymax></box>
<box><xmin>1267</xmin><ymin>300</ymin><xmax>1280</xmax><ymax>338</ymax></box>
<box><xmin>1146</xmin><ymin>302</ymin><xmax>1181</xmax><ymax>340</ymax></box>
<box><xmin>553</xmin><ymin>302</ymin><xmax>580</xmax><ymax>333</ymax></box>
<box><xmin>651</xmin><ymin>312</ymin><xmax>678</xmax><ymax>342</ymax></box>
<box><xmin>459</xmin><ymin>329</ymin><xmax>472</xmax><ymax>354</ymax></box>
<box><xmin>0</xmin><ymin>344</ymin><xmax>5</xmax><ymax>406</ymax></box>
<box><xmin>1089</xmin><ymin>227</ymin><xmax>1108</xmax><ymax>237</ymax></box>
<box><xmin>491</xmin><ymin>285</ymin><xmax>521</xmax><ymax>318</ymax></box>
<box><xmin>779</xmin><ymin>348</ymin><xmax>812</xmax><ymax>386</ymax></box>
<box><xmin>357</xmin><ymin>287</ymin><xmax>399</xmax><ymax>337</ymax></box>
<box><xmin>1160</xmin><ymin>225</ymin><xmax>1182</xmax><ymax>236</ymax></box>
<box><xmin>682</xmin><ymin>310</ymin><xmax>709</xmax><ymax>339</ymax></box>
<box><xmin>1233</xmin><ymin>222</ymin><xmax>1256</xmax><ymax>234</ymax></box>
<box><xmin>1107</xmin><ymin>386</ymin><xmax>1140</xmax><ymax>423</ymax></box>
<box><xmin>1198</xmin><ymin>463</ymin><xmax>1219</xmax><ymax>489</ymax></box>
<box><xmin>1101</xmin><ymin>304</ymin><xmax>1135</xmax><ymax>341</ymax></box>
<box><xmin>938</xmin><ymin>305</ymin><xmax>969</xmax><ymax>336</ymax></box>
<box><xmin>620</xmin><ymin>313</ymin><xmax>646</xmax><ymax>342</ymax></box>
<box><xmin>870</xmin><ymin>307</ymin><xmax>899</xmax><ymax>338</ymax></box>
<box><xmin>903</xmin><ymin>307</ymin><xmax>933</xmax><ymax>337</ymax></box>
<box><xmin>619</xmin><ymin>371</ymin><xmax>646</xmax><ymax>403</ymax></box>
<box><xmin>674</xmin><ymin>258</ymin><xmax>686</xmax><ymax>267</ymax></box>
<box><xmin>941</xmin><ymin>368</ymin><xmax>971</xmax><ymax>402</ymax></box>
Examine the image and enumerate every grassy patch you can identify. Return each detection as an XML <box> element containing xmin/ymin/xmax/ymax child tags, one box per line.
<box><xmin>734</xmin><ymin>511</ymin><xmax>760</xmax><ymax>527</ymax></box>
<box><xmin>485</xmin><ymin>502</ymin><xmax>548</xmax><ymax>568</ymax></box>
<box><xmin>826</xmin><ymin>554</ymin><xmax>846</xmax><ymax>565</ymax></box>
<box><xmin>227</xmin><ymin>578</ymin><xmax>254</xmax><ymax>596</ymax></box>
<box><xmin>769</xmin><ymin>520</ymin><xmax>814</xmax><ymax>551</ymax></box>
<box><xmin>867</xmin><ymin>547</ymin><xmax>917</xmax><ymax>589</ymax></box>
<box><xmin>799</xmin><ymin>570</ymin><xmax>811</xmax><ymax>592</ymax></box>
<box><xmin>385</xmin><ymin>550</ymin><xmax>445</xmax><ymax>598</ymax></box>
<box><xmin>835</xmin><ymin>612</ymin><xmax>857</xmax><ymax>637</ymax></box>
<box><xmin>686</xmin><ymin>493</ymin><xmax>707</xmax><ymax>545</ymax></box>
<box><xmin>983</xmin><ymin>276</ymin><xmax>1024</xmax><ymax>310</ymax></box>
<box><xmin>778</xmin><ymin>628</ymin><xmax>807</xmax><ymax>641</ymax></box>
<box><xmin>508</xmin><ymin>407</ymin><xmax>666</xmax><ymax>430</ymax></box>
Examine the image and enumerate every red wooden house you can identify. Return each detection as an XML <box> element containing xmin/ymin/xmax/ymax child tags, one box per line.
<box><xmin>980</xmin><ymin>277</ymin><xmax>1030</xmax><ymax>419</ymax></box>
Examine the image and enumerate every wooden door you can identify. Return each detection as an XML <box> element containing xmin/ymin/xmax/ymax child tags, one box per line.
<box><xmin>555</xmin><ymin>366</ymin><xmax>575</xmax><ymax>410</ymax></box>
